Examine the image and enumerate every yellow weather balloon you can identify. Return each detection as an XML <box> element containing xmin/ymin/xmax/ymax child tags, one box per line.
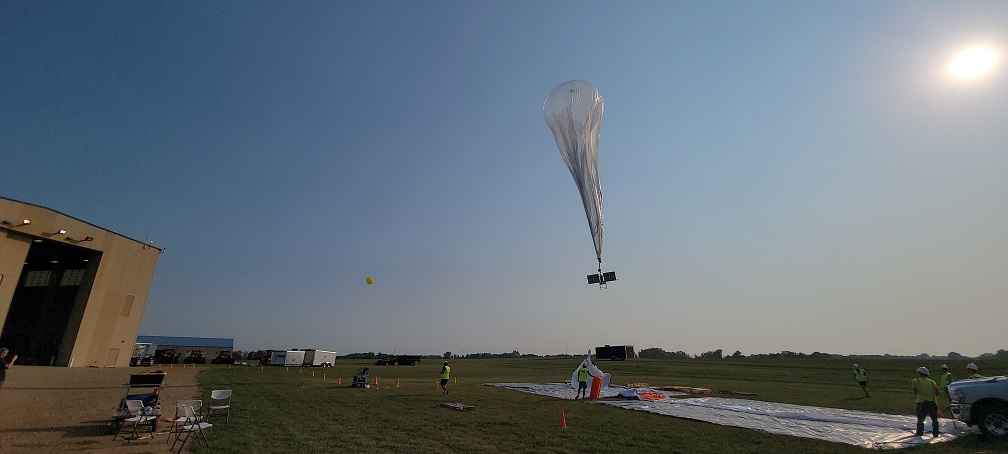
<box><xmin>366</xmin><ymin>277</ymin><xmax>374</xmax><ymax>285</ymax></box>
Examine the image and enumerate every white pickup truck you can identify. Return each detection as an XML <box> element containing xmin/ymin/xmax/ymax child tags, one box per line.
<box><xmin>948</xmin><ymin>375</ymin><xmax>1008</xmax><ymax>438</ymax></box>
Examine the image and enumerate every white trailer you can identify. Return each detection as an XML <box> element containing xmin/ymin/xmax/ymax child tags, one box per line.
<box><xmin>302</xmin><ymin>349</ymin><xmax>337</xmax><ymax>367</ymax></box>
<box><xmin>284</xmin><ymin>350</ymin><xmax>306</xmax><ymax>367</ymax></box>
<box><xmin>269</xmin><ymin>350</ymin><xmax>287</xmax><ymax>366</ymax></box>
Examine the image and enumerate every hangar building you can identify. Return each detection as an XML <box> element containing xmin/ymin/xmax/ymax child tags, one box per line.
<box><xmin>0</xmin><ymin>197</ymin><xmax>161</xmax><ymax>367</ymax></box>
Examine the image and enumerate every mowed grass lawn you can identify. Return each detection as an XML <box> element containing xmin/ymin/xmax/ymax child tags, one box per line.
<box><xmin>193</xmin><ymin>357</ymin><xmax>1008</xmax><ymax>453</ymax></box>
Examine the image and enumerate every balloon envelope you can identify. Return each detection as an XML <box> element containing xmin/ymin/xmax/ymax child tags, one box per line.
<box><xmin>544</xmin><ymin>80</ymin><xmax>605</xmax><ymax>263</ymax></box>
<box><xmin>366</xmin><ymin>277</ymin><xmax>374</xmax><ymax>285</ymax></box>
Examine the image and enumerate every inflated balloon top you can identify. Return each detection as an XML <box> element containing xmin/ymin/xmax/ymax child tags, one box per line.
<box><xmin>544</xmin><ymin>80</ymin><xmax>605</xmax><ymax>266</ymax></box>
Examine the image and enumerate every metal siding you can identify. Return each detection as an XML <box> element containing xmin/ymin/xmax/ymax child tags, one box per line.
<box><xmin>137</xmin><ymin>335</ymin><xmax>233</xmax><ymax>349</ymax></box>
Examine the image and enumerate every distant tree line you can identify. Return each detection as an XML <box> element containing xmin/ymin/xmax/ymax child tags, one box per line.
<box><xmin>234</xmin><ymin>348</ymin><xmax>1008</xmax><ymax>361</ymax></box>
<box><xmin>638</xmin><ymin>348</ymin><xmax>690</xmax><ymax>359</ymax></box>
<box><xmin>456</xmin><ymin>350</ymin><xmax>541</xmax><ymax>359</ymax></box>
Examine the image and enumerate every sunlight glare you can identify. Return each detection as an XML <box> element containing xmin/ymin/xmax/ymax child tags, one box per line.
<box><xmin>949</xmin><ymin>47</ymin><xmax>998</xmax><ymax>79</ymax></box>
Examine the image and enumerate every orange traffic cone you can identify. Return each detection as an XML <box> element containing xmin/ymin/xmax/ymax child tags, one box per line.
<box><xmin>396</xmin><ymin>378</ymin><xmax>400</xmax><ymax>386</ymax></box>
<box><xmin>170</xmin><ymin>364</ymin><xmax>173</xmax><ymax>369</ymax></box>
<box><xmin>454</xmin><ymin>377</ymin><xmax>457</xmax><ymax>384</ymax></box>
<box><xmin>560</xmin><ymin>410</ymin><xmax>567</xmax><ymax>429</ymax></box>
<box><xmin>436</xmin><ymin>382</ymin><xmax>440</xmax><ymax>390</ymax></box>
<box><xmin>323</xmin><ymin>373</ymin><xmax>326</xmax><ymax>381</ymax></box>
<box><xmin>374</xmin><ymin>376</ymin><xmax>379</xmax><ymax>385</ymax></box>
<box><xmin>338</xmin><ymin>377</ymin><xmax>341</xmax><ymax>385</ymax></box>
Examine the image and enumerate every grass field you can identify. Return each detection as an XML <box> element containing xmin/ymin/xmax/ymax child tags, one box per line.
<box><xmin>192</xmin><ymin>357</ymin><xmax>1007</xmax><ymax>453</ymax></box>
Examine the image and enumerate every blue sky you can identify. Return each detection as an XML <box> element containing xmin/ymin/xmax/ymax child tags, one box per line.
<box><xmin>3</xmin><ymin>1</ymin><xmax>1006</xmax><ymax>357</ymax></box>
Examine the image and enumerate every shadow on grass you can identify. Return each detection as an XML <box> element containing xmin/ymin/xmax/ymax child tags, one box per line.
<box><xmin>0</xmin><ymin>420</ymin><xmax>110</xmax><ymax>440</ymax></box>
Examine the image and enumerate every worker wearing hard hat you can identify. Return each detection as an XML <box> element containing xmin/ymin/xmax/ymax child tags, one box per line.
<box><xmin>576</xmin><ymin>362</ymin><xmax>595</xmax><ymax>400</ymax></box>
<box><xmin>912</xmin><ymin>366</ymin><xmax>940</xmax><ymax>438</ymax></box>
<box><xmin>937</xmin><ymin>364</ymin><xmax>954</xmax><ymax>406</ymax></box>
<box><xmin>439</xmin><ymin>361</ymin><xmax>451</xmax><ymax>395</ymax></box>
<box><xmin>966</xmin><ymin>363</ymin><xmax>982</xmax><ymax>379</ymax></box>
<box><xmin>853</xmin><ymin>364</ymin><xmax>870</xmax><ymax>398</ymax></box>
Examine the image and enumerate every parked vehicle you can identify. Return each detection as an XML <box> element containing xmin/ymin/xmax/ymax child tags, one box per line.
<box><xmin>130</xmin><ymin>343</ymin><xmax>157</xmax><ymax>367</ymax></box>
<box><xmin>948</xmin><ymin>375</ymin><xmax>1008</xmax><ymax>439</ymax></box>
<box><xmin>182</xmin><ymin>350</ymin><xmax>206</xmax><ymax>364</ymax></box>
<box><xmin>375</xmin><ymin>355</ymin><xmax>421</xmax><ymax>366</ymax></box>
<box><xmin>210</xmin><ymin>351</ymin><xmax>233</xmax><ymax>364</ymax></box>
<box><xmin>302</xmin><ymin>349</ymin><xmax>336</xmax><ymax>367</ymax></box>
<box><xmin>595</xmin><ymin>345</ymin><xmax>635</xmax><ymax>361</ymax></box>
<box><xmin>154</xmin><ymin>348</ymin><xmax>178</xmax><ymax>365</ymax></box>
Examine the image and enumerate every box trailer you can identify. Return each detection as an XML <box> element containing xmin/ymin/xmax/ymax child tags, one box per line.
<box><xmin>284</xmin><ymin>350</ymin><xmax>306</xmax><ymax>367</ymax></box>
<box><xmin>595</xmin><ymin>345</ymin><xmax>635</xmax><ymax>361</ymax></box>
<box><xmin>269</xmin><ymin>350</ymin><xmax>287</xmax><ymax>366</ymax></box>
<box><xmin>302</xmin><ymin>349</ymin><xmax>336</xmax><ymax>367</ymax></box>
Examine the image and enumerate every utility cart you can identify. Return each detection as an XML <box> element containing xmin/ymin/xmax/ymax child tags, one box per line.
<box><xmin>111</xmin><ymin>370</ymin><xmax>166</xmax><ymax>434</ymax></box>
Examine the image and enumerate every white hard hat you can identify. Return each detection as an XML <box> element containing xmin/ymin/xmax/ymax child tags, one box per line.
<box><xmin>917</xmin><ymin>366</ymin><xmax>929</xmax><ymax>375</ymax></box>
<box><xmin>941</xmin><ymin>364</ymin><xmax>948</xmax><ymax>370</ymax></box>
<box><xmin>852</xmin><ymin>364</ymin><xmax>859</xmax><ymax>369</ymax></box>
<box><xmin>967</xmin><ymin>363</ymin><xmax>978</xmax><ymax>371</ymax></box>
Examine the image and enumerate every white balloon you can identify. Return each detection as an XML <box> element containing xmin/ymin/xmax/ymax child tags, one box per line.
<box><xmin>544</xmin><ymin>80</ymin><xmax>605</xmax><ymax>266</ymax></box>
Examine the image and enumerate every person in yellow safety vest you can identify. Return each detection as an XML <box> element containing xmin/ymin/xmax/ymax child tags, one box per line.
<box><xmin>440</xmin><ymin>361</ymin><xmax>451</xmax><ymax>395</ymax></box>
<box><xmin>853</xmin><ymin>364</ymin><xmax>870</xmax><ymax>398</ymax></box>
<box><xmin>937</xmin><ymin>364</ymin><xmax>953</xmax><ymax>402</ymax></box>
<box><xmin>912</xmin><ymin>366</ymin><xmax>940</xmax><ymax>437</ymax></box>
<box><xmin>576</xmin><ymin>362</ymin><xmax>595</xmax><ymax>400</ymax></box>
<box><xmin>966</xmin><ymin>363</ymin><xmax>983</xmax><ymax>379</ymax></box>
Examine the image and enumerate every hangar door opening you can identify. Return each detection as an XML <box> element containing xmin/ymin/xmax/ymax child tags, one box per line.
<box><xmin>0</xmin><ymin>239</ymin><xmax>100</xmax><ymax>366</ymax></box>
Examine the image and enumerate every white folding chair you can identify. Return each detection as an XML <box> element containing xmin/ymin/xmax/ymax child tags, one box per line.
<box><xmin>170</xmin><ymin>404</ymin><xmax>211</xmax><ymax>452</ymax></box>
<box><xmin>207</xmin><ymin>389</ymin><xmax>232</xmax><ymax>422</ymax></box>
<box><xmin>167</xmin><ymin>400</ymin><xmax>202</xmax><ymax>443</ymax></box>
<box><xmin>113</xmin><ymin>399</ymin><xmax>157</xmax><ymax>440</ymax></box>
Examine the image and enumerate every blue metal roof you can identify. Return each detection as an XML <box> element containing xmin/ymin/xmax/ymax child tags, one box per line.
<box><xmin>136</xmin><ymin>336</ymin><xmax>233</xmax><ymax>349</ymax></box>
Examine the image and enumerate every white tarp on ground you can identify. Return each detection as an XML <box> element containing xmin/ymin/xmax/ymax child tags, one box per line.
<box><xmin>488</xmin><ymin>382</ymin><xmax>623</xmax><ymax>399</ymax></box>
<box><xmin>488</xmin><ymin>382</ymin><xmax>686</xmax><ymax>400</ymax></box>
<box><xmin>600</xmin><ymin>397</ymin><xmax>969</xmax><ymax>450</ymax></box>
<box><xmin>489</xmin><ymin>383</ymin><xmax>970</xmax><ymax>449</ymax></box>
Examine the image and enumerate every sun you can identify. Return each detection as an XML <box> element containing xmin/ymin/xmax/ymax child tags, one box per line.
<box><xmin>949</xmin><ymin>47</ymin><xmax>998</xmax><ymax>79</ymax></box>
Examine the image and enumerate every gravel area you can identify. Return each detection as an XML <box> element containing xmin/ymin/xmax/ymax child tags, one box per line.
<box><xmin>0</xmin><ymin>365</ymin><xmax>201</xmax><ymax>453</ymax></box>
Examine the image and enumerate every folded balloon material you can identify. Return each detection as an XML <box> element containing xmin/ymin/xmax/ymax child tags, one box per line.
<box><xmin>617</xmin><ymin>388</ymin><xmax>672</xmax><ymax>401</ymax></box>
<box><xmin>569</xmin><ymin>355</ymin><xmax>611</xmax><ymax>390</ymax></box>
